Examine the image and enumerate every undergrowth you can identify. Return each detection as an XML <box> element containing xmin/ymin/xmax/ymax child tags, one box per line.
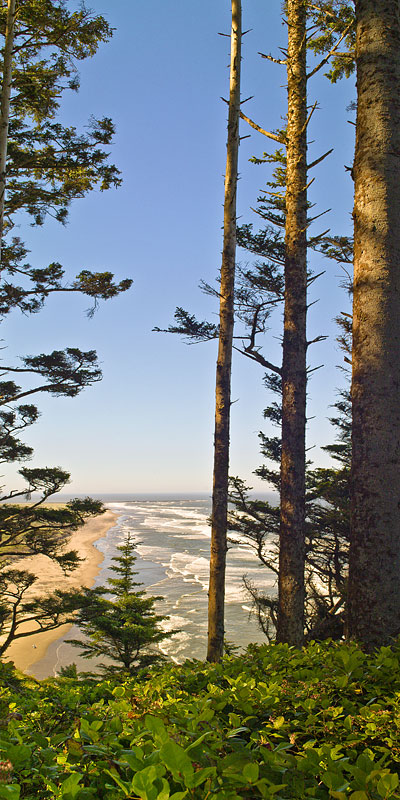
<box><xmin>0</xmin><ymin>640</ymin><xmax>399</xmax><ymax>799</ymax></box>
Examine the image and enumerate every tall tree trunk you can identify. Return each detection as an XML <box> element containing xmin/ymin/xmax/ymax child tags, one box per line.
<box><xmin>0</xmin><ymin>0</ymin><xmax>16</xmax><ymax>268</ymax></box>
<box><xmin>347</xmin><ymin>0</ymin><xmax>400</xmax><ymax>649</ymax></box>
<box><xmin>276</xmin><ymin>0</ymin><xmax>307</xmax><ymax>646</ymax></box>
<box><xmin>207</xmin><ymin>0</ymin><xmax>241</xmax><ymax>663</ymax></box>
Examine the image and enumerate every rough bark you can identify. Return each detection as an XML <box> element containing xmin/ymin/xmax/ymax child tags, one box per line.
<box><xmin>348</xmin><ymin>0</ymin><xmax>400</xmax><ymax>648</ymax></box>
<box><xmin>207</xmin><ymin>0</ymin><xmax>241</xmax><ymax>663</ymax></box>
<box><xmin>276</xmin><ymin>0</ymin><xmax>307</xmax><ymax>646</ymax></box>
<box><xmin>0</xmin><ymin>0</ymin><xmax>16</xmax><ymax>267</ymax></box>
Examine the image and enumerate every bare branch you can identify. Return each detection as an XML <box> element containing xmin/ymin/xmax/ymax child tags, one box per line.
<box><xmin>234</xmin><ymin>344</ymin><xmax>282</xmax><ymax>375</ymax></box>
<box><xmin>258</xmin><ymin>50</ymin><xmax>287</xmax><ymax>66</ymax></box>
<box><xmin>300</xmin><ymin>101</ymin><xmax>318</xmax><ymax>135</ymax></box>
<box><xmin>307</xmin><ymin>148</ymin><xmax>333</xmax><ymax>170</ymax></box>
<box><xmin>239</xmin><ymin>110</ymin><xmax>287</xmax><ymax>145</ymax></box>
<box><xmin>307</xmin><ymin>208</ymin><xmax>331</xmax><ymax>226</ymax></box>
<box><xmin>307</xmin><ymin>335</ymin><xmax>328</xmax><ymax>347</ymax></box>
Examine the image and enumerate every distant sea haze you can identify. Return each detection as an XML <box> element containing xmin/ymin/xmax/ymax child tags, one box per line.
<box><xmin>29</xmin><ymin>494</ymin><xmax>277</xmax><ymax>678</ymax></box>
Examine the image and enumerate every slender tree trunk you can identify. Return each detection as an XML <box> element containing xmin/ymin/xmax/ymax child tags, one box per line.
<box><xmin>0</xmin><ymin>0</ymin><xmax>16</xmax><ymax>268</ymax></box>
<box><xmin>347</xmin><ymin>0</ymin><xmax>400</xmax><ymax>649</ymax></box>
<box><xmin>207</xmin><ymin>0</ymin><xmax>241</xmax><ymax>663</ymax></box>
<box><xmin>276</xmin><ymin>0</ymin><xmax>307</xmax><ymax>646</ymax></box>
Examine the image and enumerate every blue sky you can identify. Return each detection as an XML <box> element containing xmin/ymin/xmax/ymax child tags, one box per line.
<box><xmin>3</xmin><ymin>0</ymin><xmax>355</xmax><ymax>495</ymax></box>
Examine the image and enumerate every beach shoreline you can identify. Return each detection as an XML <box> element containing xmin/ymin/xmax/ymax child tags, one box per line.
<box><xmin>3</xmin><ymin>509</ymin><xmax>118</xmax><ymax>675</ymax></box>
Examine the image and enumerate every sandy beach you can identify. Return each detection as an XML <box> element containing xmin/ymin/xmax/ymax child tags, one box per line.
<box><xmin>3</xmin><ymin>509</ymin><xmax>118</xmax><ymax>675</ymax></box>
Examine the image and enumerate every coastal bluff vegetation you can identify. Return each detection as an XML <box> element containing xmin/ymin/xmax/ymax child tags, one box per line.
<box><xmin>1</xmin><ymin>640</ymin><xmax>400</xmax><ymax>799</ymax></box>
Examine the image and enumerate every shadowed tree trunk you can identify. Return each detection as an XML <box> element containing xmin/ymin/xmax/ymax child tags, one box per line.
<box><xmin>276</xmin><ymin>0</ymin><xmax>307</xmax><ymax>646</ymax></box>
<box><xmin>207</xmin><ymin>0</ymin><xmax>241</xmax><ymax>663</ymax></box>
<box><xmin>0</xmin><ymin>0</ymin><xmax>16</xmax><ymax>267</ymax></box>
<box><xmin>347</xmin><ymin>0</ymin><xmax>400</xmax><ymax>649</ymax></box>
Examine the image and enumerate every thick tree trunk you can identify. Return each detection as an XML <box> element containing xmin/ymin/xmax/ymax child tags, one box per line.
<box><xmin>207</xmin><ymin>0</ymin><xmax>241</xmax><ymax>663</ymax></box>
<box><xmin>347</xmin><ymin>0</ymin><xmax>400</xmax><ymax>649</ymax></box>
<box><xmin>0</xmin><ymin>0</ymin><xmax>16</xmax><ymax>267</ymax></box>
<box><xmin>276</xmin><ymin>0</ymin><xmax>307</xmax><ymax>646</ymax></box>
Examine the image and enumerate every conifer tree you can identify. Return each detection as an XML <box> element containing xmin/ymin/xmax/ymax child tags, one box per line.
<box><xmin>157</xmin><ymin>2</ymin><xmax>354</xmax><ymax>646</ymax></box>
<box><xmin>0</xmin><ymin>1</ymin><xmax>132</xmax><ymax>655</ymax></box>
<box><xmin>0</xmin><ymin>0</ymin><xmax>119</xmax><ymax>265</ymax></box>
<box><xmin>68</xmin><ymin>535</ymin><xmax>173</xmax><ymax>676</ymax></box>
<box><xmin>207</xmin><ymin>0</ymin><xmax>241</xmax><ymax>664</ymax></box>
<box><xmin>347</xmin><ymin>0</ymin><xmax>400</xmax><ymax>648</ymax></box>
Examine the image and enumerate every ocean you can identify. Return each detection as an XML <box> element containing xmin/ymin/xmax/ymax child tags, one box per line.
<box><xmin>29</xmin><ymin>495</ymin><xmax>277</xmax><ymax>678</ymax></box>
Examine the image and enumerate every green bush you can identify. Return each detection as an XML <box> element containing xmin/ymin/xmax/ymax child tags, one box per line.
<box><xmin>0</xmin><ymin>640</ymin><xmax>399</xmax><ymax>798</ymax></box>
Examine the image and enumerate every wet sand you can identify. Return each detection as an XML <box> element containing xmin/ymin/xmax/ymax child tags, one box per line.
<box><xmin>3</xmin><ymin>510</ymin><xmax>118</xmax><ymax>674</ymax></box>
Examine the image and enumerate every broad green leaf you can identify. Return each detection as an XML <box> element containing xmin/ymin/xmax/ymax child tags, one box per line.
<box><xmin>184</xmin><ymin>730</ymin><xmax>212</xmax><ymax>753</ymax></box>
<box><xmin>186</xmin><ymin>767</ymin><xmax>216</xmax><ymax>788</ymax></box>
<box><xmin>60</xmin><ymin>772</ymin><xmax>83</xmax><ymax>798</ymax></box>
<box><xmin>130</xmin><ymin>765</ymin><xmax>166</xmax><ymax>800</ymax></box>
<box><xmin>159</xmin><ymin>740</ymin><xmax>193</xmax><ymax>780</ymax></box>
<box><xmin>156</xmin><ymin>778</ymin><xmax>170</xmax><ymax>800</ymax></box>
<box><xmin>5</xmin><ymin>745</ymin><xmax>31</xmax><ymax>769</ymax></box>
<box><xmin>145</xmin><ymin>715</ymin><xmax>169</xmax><ymax>743</ymax></box>
<box><xmin>112</xmin><ymin>686</ymin><xmax>126</xmax><ymax>697</ymax></box>
<box><xmin>243</xmin><ymin>763</ymin><xmax>259</xmax><ymax>783</ymax></box>
<box><xmin>123</xmin><ymin>751</ymin><xmax>145</xmax><ymax>771</ymax></box>
<box><xmin>0</xmin><ymin>787</ymin><xmax>20</xmax><ymax>800</ymax></box>
<box><xmin>104</xmin><ymin>769</ymin><xmax>130</xmax><ymax>796</ymax></box>
<box><xmin>321</xmin><ymin>771</ymin><xmax>348</xmax><ymax>792</ymax></box>
<box><xmin>377</xmin><ymin>772</ymin><xmax>399</xmax><ymax>797</ymax></box>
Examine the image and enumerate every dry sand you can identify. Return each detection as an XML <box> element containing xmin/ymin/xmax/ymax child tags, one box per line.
<box><xmin>3</xmin><ymin>509</ymin><xmax>118</xmax><ymax>674</ymax></box>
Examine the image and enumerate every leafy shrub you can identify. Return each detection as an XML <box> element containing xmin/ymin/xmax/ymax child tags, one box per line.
<box><xmin>0</xmin><ymin>640</ymin><xmax>399</xmax><ymax>798</ymax></box>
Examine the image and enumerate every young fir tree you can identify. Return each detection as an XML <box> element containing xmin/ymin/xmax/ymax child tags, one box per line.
<box><xmin>68</xmin><ymin>535</ymin><xmax>174</xmax><ymax>676</ymax></box>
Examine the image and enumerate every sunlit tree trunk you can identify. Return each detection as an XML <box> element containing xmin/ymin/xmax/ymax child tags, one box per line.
<box><xmin>347</xmin><ymin>0</ymin><xmax>400</xmax><ymax>648</ymax></box>
<box><xmin>276</xmin><ymin>0</ymin><xmax>307</xmax><ymax>646</ymax></box>
<box><xmin>0</xmin><ymin>0</ymin><xmax>16</xmax><ymax>267</ymax></box>
<box><xmin>207</xmin><ymin>0</ymin><xmax>241</xmax><ymax>663</ymax></box>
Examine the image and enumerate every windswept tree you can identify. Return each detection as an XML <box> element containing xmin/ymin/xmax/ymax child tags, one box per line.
<box><xmin>0</xmin><ymin>0</ymin><xmax>119</xmax><ymax>259</ymax></box>
<box><xmin>0</xmin><ymin>1</ymin><xmax>132</xmax><ymax>656</ymax></box>
<box><xmin>0</xmin><ymin>493</ymin><xmax>104</xmax><ymax>658</ymax></box>
<box><xmin>347</xmin><ymin>0</ymin><xmax>400</xmax><ymax>648</ymax></box>
<box><xmin>207</xmin><ymin>0</ymin><xmax>241</xmax><ymax>663</ymax></box>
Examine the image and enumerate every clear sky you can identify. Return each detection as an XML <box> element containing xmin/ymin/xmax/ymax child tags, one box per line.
<box><xmin>3</xmin><ymin>0</ymin><xmax>355</xmax><ymax>496</ymax></box>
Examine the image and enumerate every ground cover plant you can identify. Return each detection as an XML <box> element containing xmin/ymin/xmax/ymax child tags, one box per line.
<box><xmin>0</xmin><ymin>640</ymin><xmax>399</xmax><ymax>799</ymax></box>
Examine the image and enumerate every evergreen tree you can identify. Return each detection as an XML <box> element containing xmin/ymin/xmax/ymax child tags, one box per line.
<box><xmin>68</xmin><ymin>534</ymin><xmax>174</xmax><ymax>676</ymax></box>
<box><xmin>229</xmin><ymin>384</ymin><xmax>350</xmax><ymax>642</ymax></box>
<box><xmin>0</xmin><ymin>1</ymin><xmax>132</xmax><ymax>656</ymax></box>
<box><xmin>0</xmin><ymin>0</ymin><xmax>118</xmax><ymax>251</ymax></box>
<box><xmin>207</xmin><ymin>0</ymin><xmax>241</xmax><ymax>664</ymax></box>
<box><xmin>347</xmin><ymin>0</ymin><xmax>400</xmax><ymax>648</ymax></box>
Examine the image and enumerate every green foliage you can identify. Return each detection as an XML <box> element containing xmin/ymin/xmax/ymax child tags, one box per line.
<box><xmin>306</xmin><ymin>1</ymin><xmax>355</xmax><ymax>83</ymax></box>
<box><xmin>0</xmin><ymin>241</ymin><xmax>133</xmax><ymax>316</ymax></box>
<box><xmin>67</xmin><ymin>534</ymin><xmax>175</xmax><ymax>677</ymax></box>
<box><xmin>0</xmin><ymin>493</ymin><xmax>105</xmax><ymax>658</ymax></box>
<box><xmin>0</xmin><ymin>0</ymin><xmax>133</xmax><ymax>659</ymax></box>
<box><xmin>0</xmin><ymin>641</ymin><xmax>400</xmax><ymax>798</ymax></box>
<box><xmin>0</xmin><ymin>0</ymin><xmax>119</xmax><ymax>232</ymax></box>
